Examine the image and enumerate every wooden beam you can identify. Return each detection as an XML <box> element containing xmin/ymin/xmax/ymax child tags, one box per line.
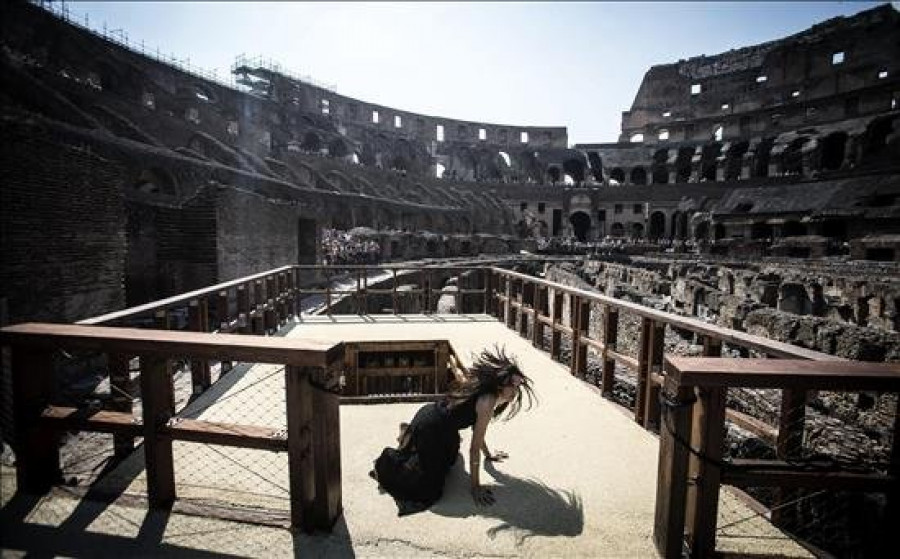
<box><xmin>601</xmin><ymin>307</ymin><xmax>619</xmax><ymax>398</ymax></box>
<box><xmin>664</xmin><ymin>358</ymin><xmax>900</xmax><ymax>390</ymax></box>
<box><xmin>0</xmin><ymin>323</ymin><xmax>344</xmax><ymax>369</ymax></box>
<box><xmin>286</xmin><ymin>366</ymin><xmax>316</xmax><ymax>532</ymax></box>
<box><xmin>687</xmin><ymin>386</ymin><xmax>727</xmax><ymax>558</ymax></box>
<box><xmin>167</xmin><ymin>418</ymin><xmax>287</xmax><ymax>452</ymax></box>
<box><xmin>41</xmin><ymin>406</ymin><xmax>141</xmax><ymax>436</ymax></box>
<box><xmin>140</xmin><ymin>355</ymin><xmax>176</xmax><ymax>508</ymax></box>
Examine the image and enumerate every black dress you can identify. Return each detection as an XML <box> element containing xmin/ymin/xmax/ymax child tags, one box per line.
<box><xmin>373</xmin><ymin>396</ymin><xmax>478</xmax><ymax>516</ymax></box>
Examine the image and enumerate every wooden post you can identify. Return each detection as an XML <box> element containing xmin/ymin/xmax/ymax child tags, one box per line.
<box><xmin>644</xmin><ymin>321</ymin><xmax>666</xmax><ymax>429</ymax></box>
<box><xmin>139</xmin><ymin>355</ymin><xmax>175</xmax><ymax>507</ymax></box>
<box><xmin>573</xmin><ymin>298</ymin><xmax>590</xmax><ymax>378</ymax></box>
<box><xmin>188</xmin><ymin>300</ymin><xmax>211</xmax><ymax>394</ymax></box>
<box><xmin>654</xmin><ymin>374</ymin><xmax>695</xmax><ymax>559</ymax></box>
<box><xmin>11</xmin><ymin>347</ymin><xmax>60</xmax><ymax>493</ymax></box>
<box><xmin>435</xmin><ymin>343</ymin><xmax>450</xmax><ymax>394</ymax></box>
<box><xmin>392</xmin><ymin>269</ymin><xmax>399</xmax><ymax>315</ymax></box>
<box><xmin>686</xmin><ymin>386</ymin><xmax>727</xmax><ymax>558</ymax></box>
<box><xmin>286</xmin><ymin>366</ymin><xmax>341</xmax><ymax>532</ymax></box>
<box><xmin>483</xmin><ymin>269</ymin><xmax>493</xmax><ymax>315</ymax></box>
<box><xmin>635</xmin><ymin>317</ymin><xmax>653</xmax><ymax>424</ymax></box>
<box><xmin>286</xmin><ymin>366</ymin><xmax>316</xmax><ymax>531</ymax></box>
<box><xmin>153</xmin><ymin>310</ymin><xmax>176</xmax><ymax>410</ymax></box>
<box><xmin>266</xmin><ymin>275</ymin><xmax>279</xmax><ymax>326</ymax></box>
<box><xmin>601</xmin><ymin>307</ymin><xmax>619</xmax><ymax>397</ymax></box>
<box><xmin>310</xmin><ymin>367</ymin><xmax>342</xmax><ymax>529</ymax></box>
<box><xmin>455</xmin><ymin>272</ymin><xmax>462</xmax><ymax>315</ymax></box>
<box><xmin>518</xmin><ymin>280</ymin><xmax>528</xmax><ymax>338</ymax></box>
<box><xmin>217</xmin><ymin>290</ymin><xmax>233</xmax><ymax>373</ymax></box>
<box><xmin>532</xmin><ymin>286</ymin><xmax>546</xmax><ymax>349</ymax></box>
<box><xmin>109</xmin><ymin>352</ymin><xmax>134</xmax><ymax>457</ymax></box>
<box><xmin>237</xmin><ymin>284</ymin><xmax>250</xmax><ymax>334</ymax></box>
<box><xmin>551</xmin><ymin>291</ymin><xmax>564</xmax><ymax>361</ymax></box>
<box><xmin>504</xmin><ymin>276</ymin><xmax>514</xmax><ymax>328</ymax></box>
<box><xmin>772</xmin><ymin>387</ymin><xmax>807</xmax><ymax>528</ymax></box>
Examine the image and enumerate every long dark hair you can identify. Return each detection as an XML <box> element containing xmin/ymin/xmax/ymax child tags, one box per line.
<box><xmin>447</xmin><ymin>345</ymin><xmax>536</xmax><ymax>421</ymax></box>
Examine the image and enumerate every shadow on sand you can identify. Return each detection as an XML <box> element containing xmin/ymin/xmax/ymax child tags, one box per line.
<box><xmin>429</xmin><ymin>458</ymin><xmax>584</xmax><ymax>544</ymax></box>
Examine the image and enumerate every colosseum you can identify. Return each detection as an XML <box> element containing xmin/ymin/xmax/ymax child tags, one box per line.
<box><xmin>1</xmin><ymin>1</ymin><xmax>899</xmax><ymax>558</ymax></box>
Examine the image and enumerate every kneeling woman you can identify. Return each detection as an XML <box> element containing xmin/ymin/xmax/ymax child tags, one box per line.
<box><xmin>372</xmin><ymin>346</ymin><xmax>536</xmax><ymax>515</ymax></box>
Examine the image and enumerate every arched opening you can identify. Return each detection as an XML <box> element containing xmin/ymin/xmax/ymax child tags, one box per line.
<box><xmin>753</xmin><ymin>138</ymin><xmax>775</xmax><ymax>178</ymax></box>
<box><xmin>631</xmin><ymin>222</ymin><xmax>645</xmax><ymax>239</ymax></box>
<box><xmin>675</xmin><ymin>147</ymin><xmax>694</xmax><ymax>183</ymax></box>
<box><xmin>649</xmin><ymin>211</ymin><xmax>666</xmax><ymax>239</ymax></box>
<box><xmin>610</xmin><ymin>222</ymin><xmax>625</xmax><ymax>238</ymax></box>
<box><xmin>569</xmin><ymin>211</ymin><xmax>591</xmax><ymax>241</ymax></box>
<box><xmin>609</xmin><ymin>168</ymin><xmax>625</xmax><ymax>184</ymax></box>
<box><xmin>864</xmin><ymin>116</ymin><xmax>893</xmax><ymax>159</ymax></box>
<box><xmin>435</xmin><ymin>163</ymin><xmax>446</xmax><ymax>179</ymax></box>
<box><xmin>724</xmin><ymin>141</ymin><xmax>749</xmax><ymax>181</ymax></box>
<box><xmin>630</xmin><ymin>167</ymin><xmax>648</xmax><ymax>185</ymax></box>
<box><xmin>671</xmin><ymin>212</ymin><xmax>688</xmax><ymax>240</ymax></box>
<box><xmin>821</xmin><ymin>220</ymin><xmax>848</xmax><ymax>242</ymax></box>
<box><xmin>782</xmin><ymin>137</ymin><xmax>807</xmax><ymax>175</ymax></box>
<box><xmin>563</xmin><ymin>158</ymin><xmax>586</xmax><ymax>183</ymax></box>
<box><xmin>700</xmin><ymin>142</ymin><xmax>722</xmax><ymax>181</ymax></box>
<box><xmin>652</xmin><ymin>149</ymin><xmax>669</xmax><ymax>184</ymax></box>
<box><xmin>547</xmin><ymin>166</ymin><xmax>561</xmax><ymax>184</ymax></box>
<box><xmin>587</xmin><ymin>151</ymin><xmax>604</xmax><ymax>182</ymax></box>
<box><xmin>302</xmin><ymin>131</ymin><xmax>322</xmax><ymax>152</ymax></box>
<box><xmin>820</xmin><ymin>132</ymin><xmax>848</xmax><ymax>171</ymax></box>
<box><xmin>751</xmin><ymin>222</ymin><xmax>774</xmax><ymax>240</ymax></box>
<box><xmin>498</xmin><ymin>151</ymin><xmax>512</xmax><ymax>168</ymax></box>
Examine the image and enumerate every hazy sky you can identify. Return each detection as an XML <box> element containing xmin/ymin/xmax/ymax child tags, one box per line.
<box><xmin>67</xmin><ymin>1</ymin><xmax>892</xmax><ymax>145</ymax></box>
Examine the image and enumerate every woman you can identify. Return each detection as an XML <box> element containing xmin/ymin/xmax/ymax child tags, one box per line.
<box><xmin>371</xmin><ymin>346</ymin><xmax>536</xmax><ymax>515</ymax></box>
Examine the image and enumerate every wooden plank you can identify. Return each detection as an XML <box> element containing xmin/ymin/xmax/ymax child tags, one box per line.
<box><xmin>216</xmin><ymin>290</ymin><xmax>233</xmax><ymax>374</ymax></box>
<box><xmin>772</xmin><ymin>387</ymin><xmax>806</xmax><ymax>528</ymax></box>
<box><xmin>687</xmin><ymin>387</ymin><xmax>727</xmax><ymax>558</ymax></box>
<box><xmin>653</xmin><ymin>378</ymin><xmax>694</xmax><ymax>559</ymax></box>
<box><xmin>11</xmin><ymin>347</ymin><xmax>61</xmax><ymax>493</ymax></box>
<box><xmin>0</xmin><ymin>323</ymin><xmax>344</xmax><ymax>368</ymax></box>
<box><xmin>581</xmin><ymin>336</ymin><xmax>605</xmax><ymax>352</ymax></box>
<box><xmin>574</xmin><ymin>298</ymin><xmax>590</xmax><ymax>379</ymax></box>
<box><xmin>140</xmin><ymin>355</ymin><xmax>176</xmax><ymax>507</ymax></box>
<box><xmin>532</xmin><ymin>286</ymin><xmax>547</xmax><ymax>349</ymax></box>
<box><xmin>286</xmin><ymin>366</ymin><xmax>316</xmax><ymax>532</ymax></box>
<box><xmin>41</xmin><ymin>406</ymin><xmax>142</xmax><ymax>436</ymax></box>
<box><xmin>354</xmin><ymin>340</ymin><xmax>446</xmax><ymax>352</ymax></box>
<box><xmin>601</xmin><ymin>307</ymin><xmax>619</xmax><ymax>398</ymax></box>
<box><xmin>664</xmin><ymin>358</ymin><xmax>900</xmax><ymax>390</ymax></box>
<box><xmin>723</xmin><ymin>460</ymin><xmax>897</xmax><ymax>491</ymax></box>
<box><xmin>725</xmin><ymin>408</ymin><xmax>777</xmax><ymax>444</ymax></box>
<box><xmin>167</xmin><ymin>418</ymin><xmax>287</xmax><ymax>451</ymax></box>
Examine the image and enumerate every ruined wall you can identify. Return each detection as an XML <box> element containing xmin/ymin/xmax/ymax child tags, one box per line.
<box><xmin>0</xmin><ymin>120</ymin><xmax>126</xmax><ymax>323</ymax></box>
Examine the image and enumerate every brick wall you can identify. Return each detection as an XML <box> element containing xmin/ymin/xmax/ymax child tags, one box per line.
<box><xmin>215</xmin><ymin>186</ymin><xmax>302</xmax><ymax>280</ymax></box>
<box><xmin>0</xmin><ymin>126</ymin><xmax>126</xmax><ymax>323</ymax></box>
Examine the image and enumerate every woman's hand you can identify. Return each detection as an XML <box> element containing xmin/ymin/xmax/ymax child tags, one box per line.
<box><xmin>471</xmin><ymin>485</ymin><xmax>495</xmax><ymax>506</ymax></box>
<box><xmin>485</xmin><ymin>450</ymin><xmax>509</xmax><ymax>462</ymax></box>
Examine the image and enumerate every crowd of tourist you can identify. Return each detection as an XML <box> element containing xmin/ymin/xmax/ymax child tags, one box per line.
<box><xmin>321</xmin><ymin>228</ymin><xmax>383</xmax><ymax>265</ymax></box>
<box><xmin>535</xmin><ymin>236</ymin><xmax>704</xmax><ymax>255</ymax></box>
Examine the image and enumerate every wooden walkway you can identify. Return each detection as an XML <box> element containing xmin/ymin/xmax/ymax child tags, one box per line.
<box><xmin>1</xmin><ymin>315</ymin><xmax>813</xmax><ymax>557</ymax></box>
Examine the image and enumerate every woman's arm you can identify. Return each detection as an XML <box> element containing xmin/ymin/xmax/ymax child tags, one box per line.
<box><xmin>469</xmin><ymin>394</ymin><xmax>496</xmax><ymax>505</ymax></box>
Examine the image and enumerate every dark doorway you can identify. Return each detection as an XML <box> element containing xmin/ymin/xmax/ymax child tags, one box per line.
<box><xmin>298</xmin><ymin>218</ymin><xmax>318</xmax><ymax>264</ymax></box>
<box><xmin>569</xmin><ymin>211</ymin><xmax>591</xmax><ymax>241</ymax></box>
<box><xmin>552</xmin><ymin>209</ymin><xmax>563</xmax><ymax>236</ymax></box>
<box><xmin>125</xmin><ymin>203</ymin><xmax>159</xmax><ymax>306</ymax></box>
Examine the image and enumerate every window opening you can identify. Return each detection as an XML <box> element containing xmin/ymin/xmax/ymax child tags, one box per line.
<box><xmin>372</xmin><ymin>110</ymin><xmax>379</xmax><ymax>124</ymax></box>
<box><xmin>394</xmin><ymin>115</ymin><xmax>402</xmax><ymax>128</ymax></box>
<box><xmin>479</xmin><ymin>128</ymin><xmax>487</xmax><ymax>140</ymax></box>
<box><xmin>691</xmin><ymin>84</ymin><xmax>701</xmax><ymax>95</ymax></box>
<box><xmin>832</xmin><ymin>51</ymin><xmax>845</xmax><ymax>65</ymax></box>
<box><xmin>436</xmin><ymin>124</ymin><xmax>444</xmax><ymax>142</ymax></box>
<box><xmin>520</xmin><ymin>131</ymin><xmax>529</xmax><ymax>143</ymax></box>
<box><xmin>630</xmin><ymin>133</ymin><xmax>644</xmax><ymax>143</ymax></box>
<box><xmin>756</xmin><ymin>75</ymin><xmax>768</xmax><ymax>83</ymax></box>
<box><xmin>658</xmin><ymin>129</ymin><xmax>670</xmax><ymax>141</ymax></box>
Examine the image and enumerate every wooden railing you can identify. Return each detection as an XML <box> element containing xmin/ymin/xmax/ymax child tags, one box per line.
<box><xmin>489</xmin><ymin>266</ymin><xmax>843</xmax><ymax>434</ymax></box>
<box><xmin>1</xmin><ymin>322</ymin><xmax>345</xmax><ymax>533</ymax></box>
<box><xmin>655</xmin><ymin>358</ymin><xmax>900</xmax><ymax>559</ymax></box>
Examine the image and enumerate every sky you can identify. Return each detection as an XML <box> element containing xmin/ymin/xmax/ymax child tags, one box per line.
<box><xmin>61</xmin><ymin>1</ymin><xmax>895</xmax><ymax>145</ymax></box>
